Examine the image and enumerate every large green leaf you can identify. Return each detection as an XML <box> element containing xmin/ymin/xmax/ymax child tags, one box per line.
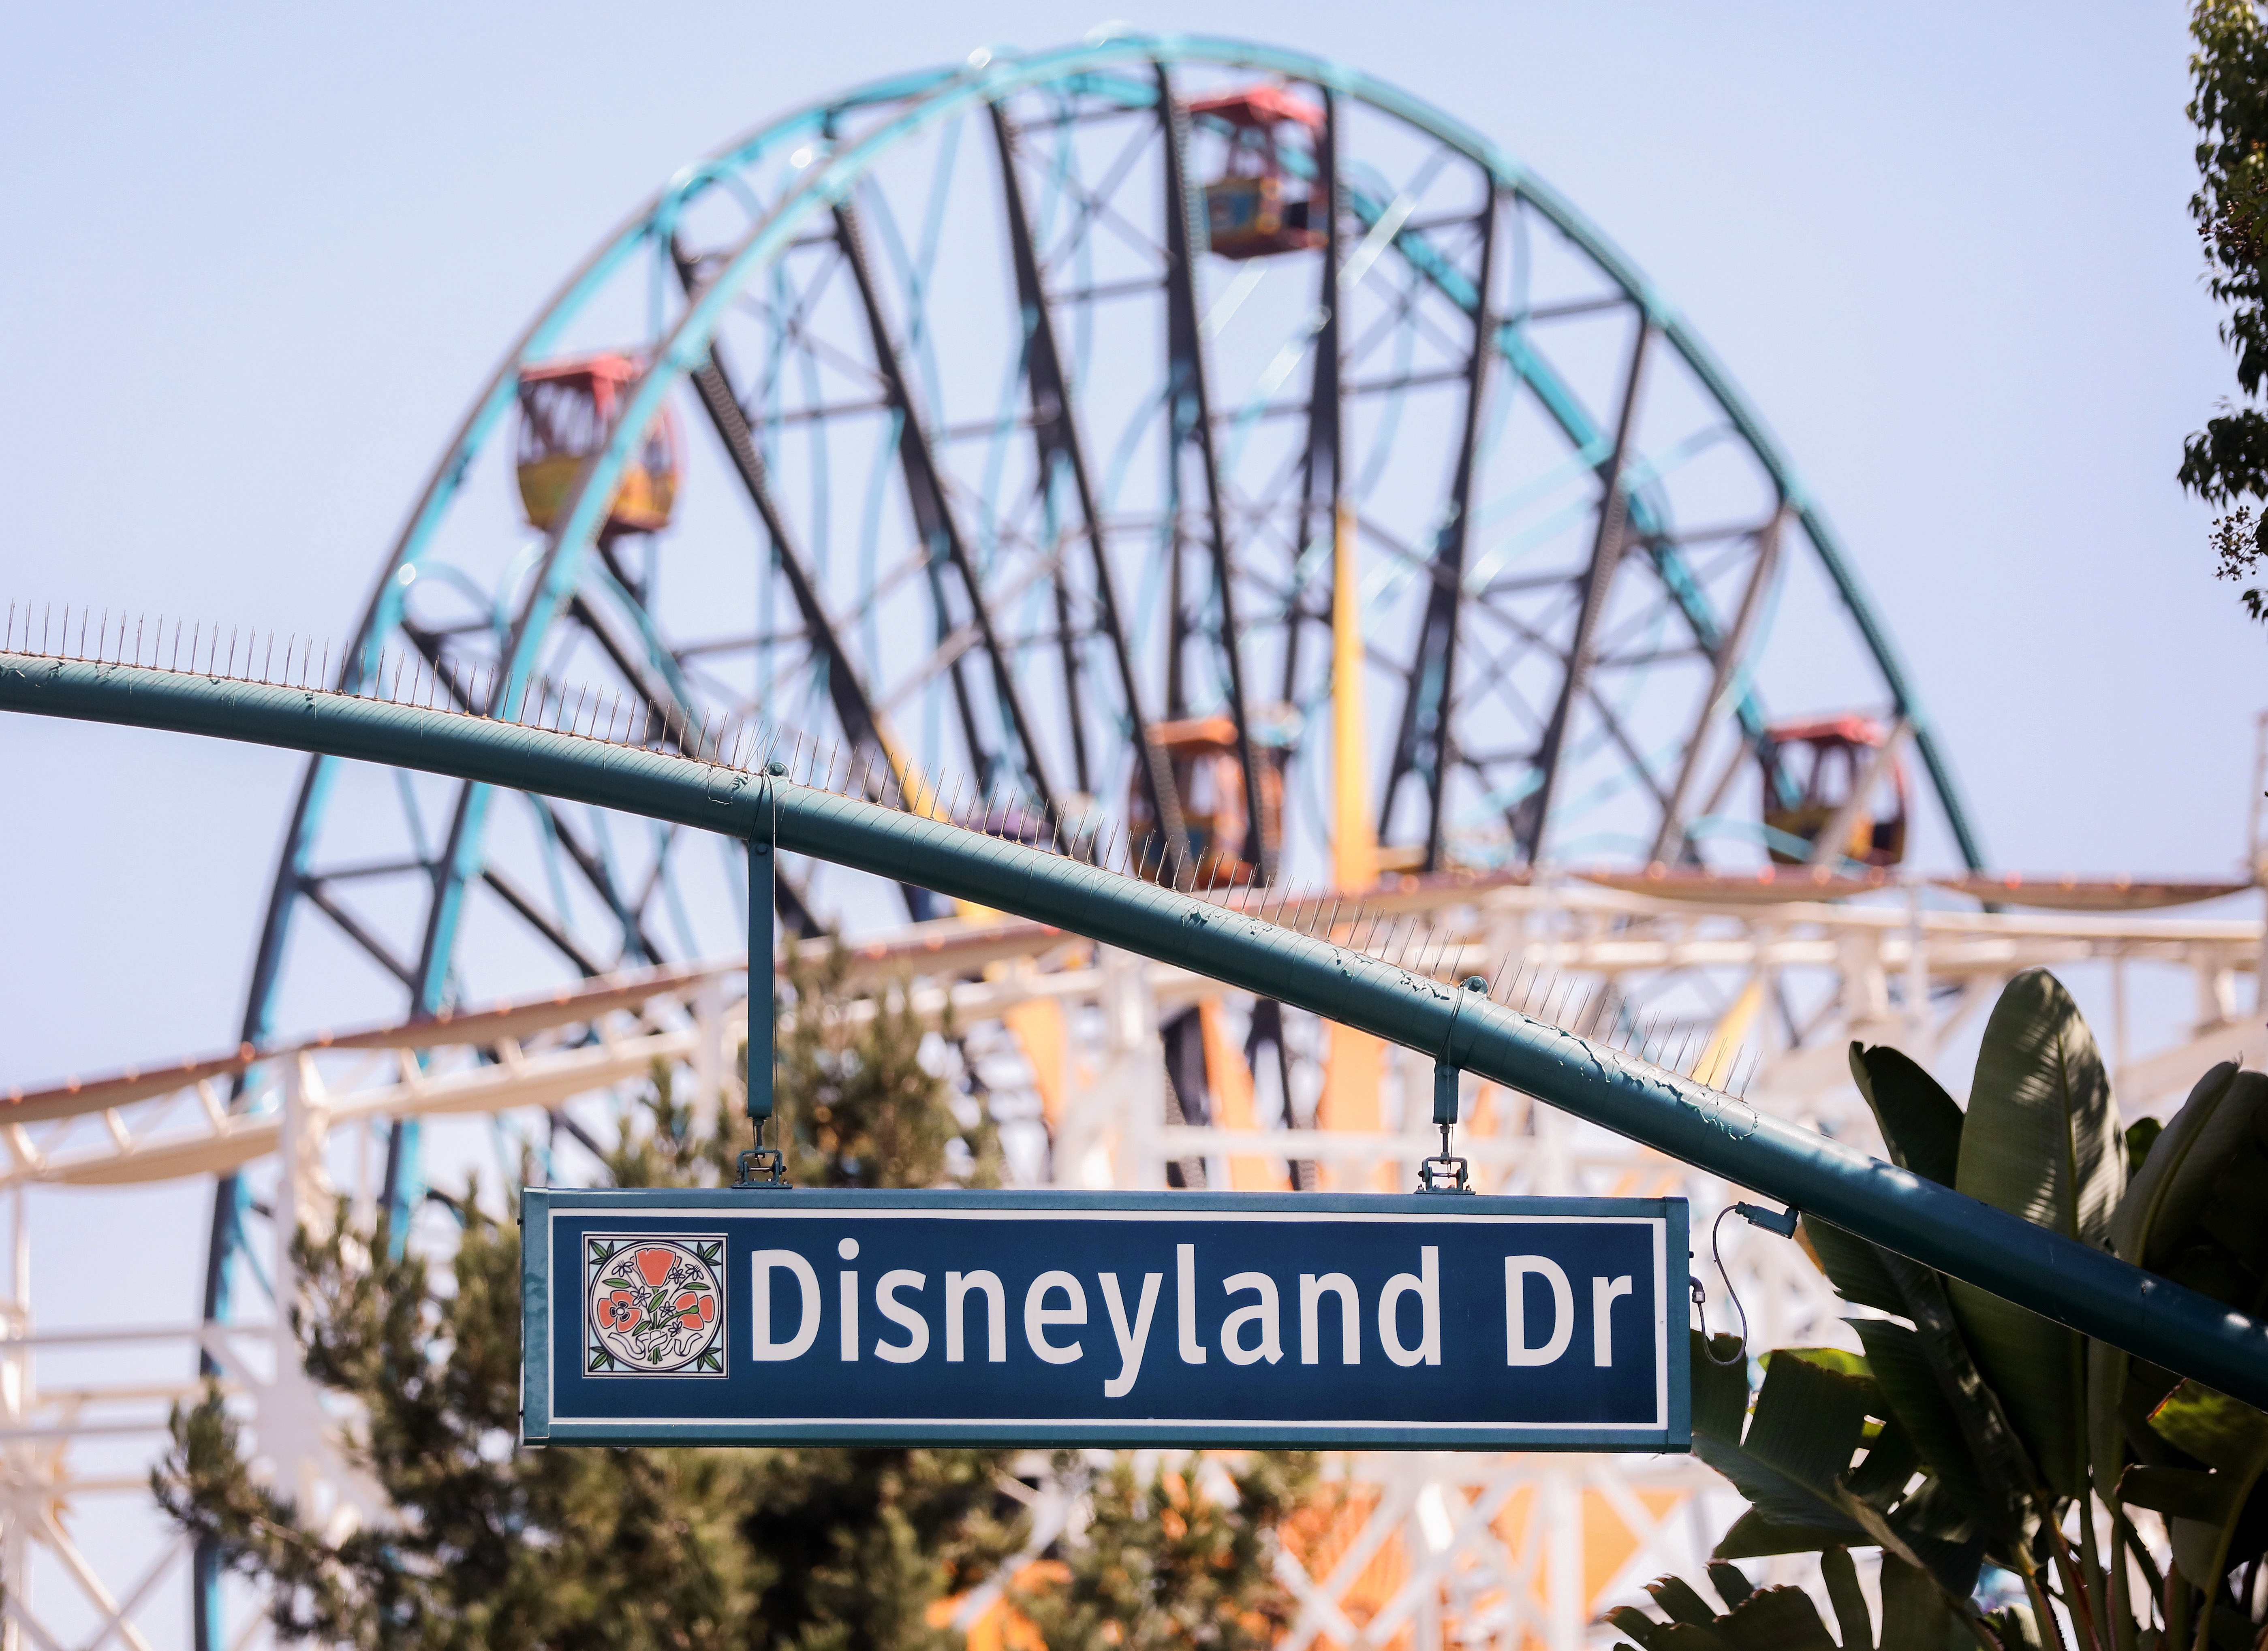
<box><xmin>1875</xmin><ymin>1553</ymin><xmax>1952</xmax><ymax>1651</ymax></box>
<box><xmin>1848</xmin><ymin>1320</ymin><xmax>1992</xmax><ymax>1516</ymax></box>
<box><xmin>1819</xmin><ymin>1548</ymin><xmax>1871</xmax><ymax>1651</ymax></box>
<box><xmin>1652</xmin><ymin>1576</ymin><xmax>1730</xmax><ymax>1626</ymax></box>
<box><xmin>2089</xmin><ymin>1065</ymin><xmax>2268</xmax><ymax>1499</ymax></box>
<box><xmin>1694</xmin><ymin>1331</ymin><xmax>1751</xmax><ymax>1438</ymax></box>
<box><xmin>1841</xmin><ymin>1414</ymin><xmax>1922</xmax><ymax>1511</ymax></box>
<box><xmin>2116</xmin><ymin>1380</ymin><xmax>2268</xmax><ymax>1645</ymax></box>
<box><xmin>1612</xmin><ymin>1551</ymin><xmax>1959</xmax><ymax>1651</ymax></box>
<box><xmin>2110</xmin><ymin>1064</ymin><xmax>2259</xmax><ymax>1271</ymax></box>
<box><xmin>1712</xmin><ymin>1510</ymin><xmax>1861</xmax><ymax>1560</ymax></box>
<box><xmin>1799</xmin><ymin>1217</ymin><xmax>1904</xmax><ymax>1315</ymax></box>
<box><xmin>1690</xmin><ymin>1339</ymin><xmax>1878</xmax><ymax>1548</ymax></box>
<box><xmin>1713</xmin><ymin>1587</ymin><xmax>1842</xmax><ymax>1651</ymax></box>
<box><xmin>1949</xmin><ymin>969</ymin><xmax>2123</xmax><ymax>1498</ymax></box>
<box><xmin>1742</xmin><ymin>1353</ymin><xmax>1878</xmax><ymax>1491</ymax></box>
<box><xmin>1849</xmin><ymin>1042</ymin><xmax>1964</xmax><ymax>1186</ymax></box>
<box><xmin>1857</xmin><ymin>1253</ymin><xmax>2042</xmax><ymax>1557</ymax></box>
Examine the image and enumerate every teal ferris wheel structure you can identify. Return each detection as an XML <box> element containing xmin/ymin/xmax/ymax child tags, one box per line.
<box><xmin>209</xmin><ymin>23</ymin><xmax>1984</xmax><ymax>1366</ymax></box>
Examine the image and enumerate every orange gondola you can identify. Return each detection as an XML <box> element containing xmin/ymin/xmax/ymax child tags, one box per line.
<box><xmin>514</xmin><ymin>352</ymin><xmax>681</xmax><ymax>536</ymax></box>
<box><xmin>1191</xmin><ymin>85</ymin><xmax>1327</xmax><ymax>261</ymax></box>
<box><xmin>1761</xmin><ymin>715</ymin><xmax>1908</xmax><ymax>867</ymax></box>
<box><xmin>1127</xmin><ymin>716</ymin><xmax>1283</xmax><ymax>885</ymax></box>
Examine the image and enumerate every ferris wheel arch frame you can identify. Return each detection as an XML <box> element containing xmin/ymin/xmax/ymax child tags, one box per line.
<box><xmin>262</xmin><ymin>33</ymin><xmax>1985</xmax><ymax>1062</ymax></box>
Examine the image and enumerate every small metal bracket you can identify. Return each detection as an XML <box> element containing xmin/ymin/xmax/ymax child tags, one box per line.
<box><xmin>1417</xmin><ymin>976</ymin><xmax>1489</xmax><ymax>1195</ymax></box>
<box><xmin>1416</xmin><ymin>1144</ymin><xmax>1474</xmax><ymax>1195</ymax></box>
<box><xmin>733</xmin><ymin>1108</ymin><xmax>791</xmax><ymax>1190</ymax></box>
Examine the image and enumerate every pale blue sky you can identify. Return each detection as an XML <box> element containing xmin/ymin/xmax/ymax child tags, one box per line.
<box><xmin>0</xmin><ymin>0</ymin><xmax>2249</xmax><ymax>1073</ymax></box>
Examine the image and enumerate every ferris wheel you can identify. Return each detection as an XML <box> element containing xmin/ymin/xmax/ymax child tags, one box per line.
<box><xmin>176</xmin><ymin>30</ymin><xmax>1996</xmax><ymax>1327</ymax></box>
<box><xmin>239</xmin><ymin>31</ymin><xmax>1979</xmax><ymax>1056</ymax></box>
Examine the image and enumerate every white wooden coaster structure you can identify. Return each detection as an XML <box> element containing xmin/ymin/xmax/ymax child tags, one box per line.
<box><xmin>0</xmin><ymin>871</ymin><xmax>2257</xmax><ymax>1651</ymax></box>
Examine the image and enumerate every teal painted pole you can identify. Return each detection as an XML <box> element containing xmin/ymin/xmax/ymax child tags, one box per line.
<box><xmin>748</xmin><ymin>777</ymin><xmax>775</xmax><ymax>1124</ymax></box>
<box><xmin>2</xmin><ymin>651</ymin><xmax>2262</xmax><ymax>1410</ymax></box>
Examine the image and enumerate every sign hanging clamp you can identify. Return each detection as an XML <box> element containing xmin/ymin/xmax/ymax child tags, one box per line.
<box><xmin>736</xmin><ymin>759</ymin><xmax>791</xmax><ymax>1190</ymax></box>
<box><xmin>1417</xmin><ymin>976</ymin><xmax>1490</xmax><ymax>1195</ymax></box>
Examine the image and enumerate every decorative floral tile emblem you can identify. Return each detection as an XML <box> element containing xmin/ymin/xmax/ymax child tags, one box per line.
<box><xmin>585</xmin><ymin>1235</ymin><xmax>725</xmax><ymax>1375</ymax></box>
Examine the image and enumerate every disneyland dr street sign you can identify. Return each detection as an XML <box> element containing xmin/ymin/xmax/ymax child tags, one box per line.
<box><xmin>521</xmin><ymin>1190</ymin><xmax>1691</xmax><ymax>1450</ymax></box>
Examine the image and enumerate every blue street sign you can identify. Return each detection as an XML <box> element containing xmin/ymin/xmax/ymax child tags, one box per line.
<box><xmin>521</xmin><ymin>1190</ymin><xmax>1690</xmax><ymax>1450</ymax></box>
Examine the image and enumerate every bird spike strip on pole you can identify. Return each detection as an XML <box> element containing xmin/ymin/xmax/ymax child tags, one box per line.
<box><xmin>2</xmin><ymin>639</ymin><xmax>2261</xmax><ymax>1408</ymax></box>
<box><xmin>0</xmin><ymin>609</ymin><xmax>1771</xmax><ymax>1100</ymax></box>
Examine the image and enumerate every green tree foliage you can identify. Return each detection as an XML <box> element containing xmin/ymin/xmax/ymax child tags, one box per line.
<box><xmin>154</xmin><ymin>948</ymin><xmax>1302</xmax><ymax>1649</ymax></box>
<box><xmin>1612</xmin><ymin>970</ymin><xmax>2268</xmax><ymax>1651</ymax></box>
<box><xmin>1015</xmin><ymin>1452</ymin><xmax>1314</xmax><ymax>1651</ymax></box>
<box><xmin>2181</xmin><ymin>0</ymin><xmax>2268</xmax><ymax>619</ymax></box>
